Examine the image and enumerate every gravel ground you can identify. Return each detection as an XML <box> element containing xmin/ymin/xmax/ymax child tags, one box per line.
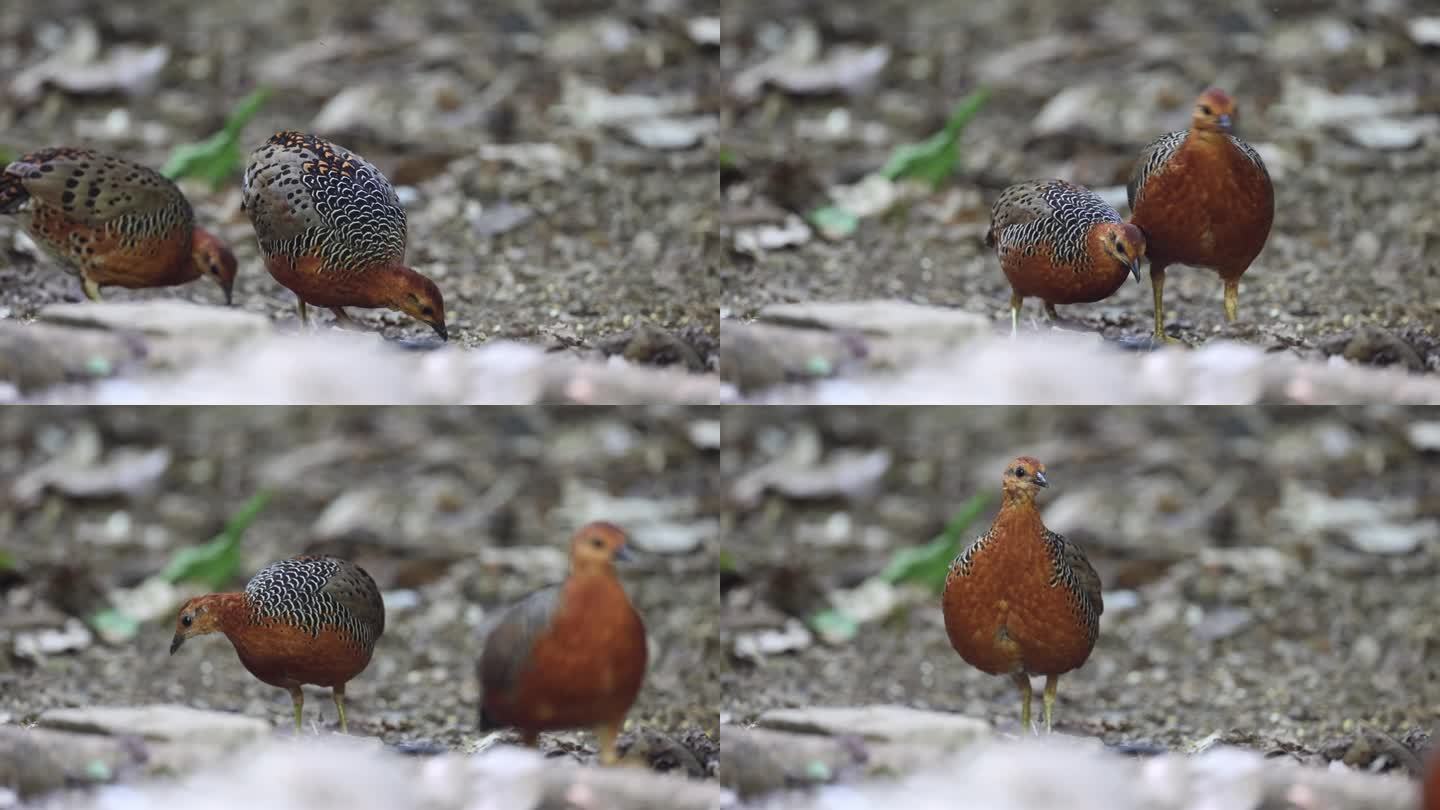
<box><xmin>721</xmin><ymin>406</ymin><xmax>1440</xmax><ymax>768</ymax></box>
<box><xmin>721</xmin><ymin>0</ymin><xmax>1440</xmax><ymax>368</ymax></box>
<box><xmin>0</xmin><ymin>0</ymin><xmax>719</xmax><ymax>365</ymax></box>
<box><xmin>0</xmin><ymin>406</ymin><xmax>721</xmax><ymax>771</ymax></box>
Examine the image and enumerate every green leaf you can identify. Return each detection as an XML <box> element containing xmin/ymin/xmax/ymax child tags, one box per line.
<box><xmin>879</xmin><ymin>88</ymin><xmax>990</xmax><ymax>189</ymax></box>
<box><xmin>159</xmin><ymin>490</ymin><xmax>271</xmax><ymax>589</ymax></box>
<box><xmin>806</xmin><ymin>204</ymin><xmax>859</xmax><ymax>240</ymax></box>
<box><xmin>0</xmin><ymin>549</ymin><xmax>14</xmax><ymax>571</ymax></box>
<box><xmin>0</xmin><ymin>146</ymin><xmax>14</xmax><ymax>166</ymax></box>
<box><xmin>161</xmin><ymin>87</ymin><xmax>271</xmax><ymax>190</ymax></box>
<box><xmin>717</xmin><ymin>146</ymin><xmax>738</xmax><ymax>169</ymax></box>
<box><xmin>718</xmin><ymin>548</ymin><xmax>738</xmax><ymax>574</ymax></box>
<box><xmin>877</xmin><ymin>492</ymin><xmax>991</xmax><ymax>593</ymax></box>
<box><xmin>88</xmin><ymin>607</ymin><xmax>141</xmax><ymax>643</ymax></box>
<box><xmin>807</xmin><ymin>607</ymin><xmax>859</xmax><ymax>644</ymax></box>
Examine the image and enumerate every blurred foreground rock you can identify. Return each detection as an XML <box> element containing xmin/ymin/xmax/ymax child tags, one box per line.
<box><xmin>721</xmin><ymin>303</ymin><xmax>1440</xmax><ymax>404</ymax></box>
<box><xmin>8</xmin><ymin>708</ymin><xmax>721</xmax><ymax>810</ymax></box>
<box><xmin>0</xmin><ymin>301</ymin><xmax>718</xmax><ymax>404</ymax></box>
<box><xmin>723</xmin><ymin>713</ymin><xmax>1420</xmax><ymax>810</ymax></box>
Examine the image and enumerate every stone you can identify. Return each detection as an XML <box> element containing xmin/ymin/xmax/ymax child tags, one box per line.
<box><xmin>757</xmin><ymin>300</ymin><xmax>991</xmax><ymax>344</ymax></box>
<box><xmin>755</xmin><ymin>705</ymin><xmax>990</xmax><ymax>749</ymax></box>
<box><xmin>37</xmin><ymin>300</ymin><xmax>272</xmax><ymax>341</ymax></box>
<box><xmin>36</xmin><ymin>705</ymin><xmax>270</xmax><ymax>746</ymax></box>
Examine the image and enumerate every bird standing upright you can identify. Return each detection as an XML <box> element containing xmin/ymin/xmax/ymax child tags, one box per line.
<box><xmin>477</xmin><ymin>522</ymin><xmax>648</xmax><ymax>765</ymax></box>
<box><xmin>942</xmin><ymin>457</ymin><xmax>1103</xmax><ymax>733</ymax></box>
<box><xmin>0</xmin><ymin>147</ymin><xmax>237</xmax><ymax>304</ymax></box>
<box><xmin>1128</xmin><ymin>88</ymin><xmax>1274</xmax><ymax>341</ymax></box>
<box><xmin>170</xmin><ymin>555</ymin><xmax>385</xmax><ymax>734</ymax></box>
<box><xmin>241</xmin><ymin>131</ymin><xmax>447</xmax><ymax>340</ymax></box>
<box><xmin>985</xmin><ymin>179</ymin><xmax>1146</xmax><ymax>336</ymax></box>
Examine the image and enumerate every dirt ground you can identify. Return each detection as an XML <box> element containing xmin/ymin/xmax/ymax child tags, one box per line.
<box><xmin>0</xmin><ymin>0</ymin><xmax>719</xmax><ymax>365</ymax></box>
<box><xmin>721</xmin><ymin>0</ymin><xmax>1440</xmax><ymax>367</ymax></box>
<box><xmin>0</xmin><ymin>406</ymin><xmax>720</xmax><ymax>770</ymax></box>
<box><xmin>721</xmin><ymin>406</ymin><xmax>1440</xmax><ymax>768</ymax></box>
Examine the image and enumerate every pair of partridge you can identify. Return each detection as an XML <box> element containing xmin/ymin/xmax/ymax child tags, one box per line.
<box><xmin>1</xmin><ymin>134</ymin><xmax>448</xmax><ymax>341</ymax></box>
<box><xmin>169</xmin><ymin>521</ymin><xmax>647</xmax><ymax>765</ymax></box>
<box><xmin>0</xmin><ymin>148</ymin><xmax>237</xmax><ymax>304</ymax></box>
<box><xmin>942</xmin><ymin>457</ymin><xmax>1103</xmax><ymax>733</ymax></box>
<box><xmin>987</xmin><ymin>88</ymin><xmax>1273</xmax><ymax>339</ymax></box>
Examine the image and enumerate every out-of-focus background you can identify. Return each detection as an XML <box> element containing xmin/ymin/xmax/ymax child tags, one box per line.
<box><xmin>0</xmin><ymin>0</ymin><xmax>720</xmax><ymax>402</ymax></box>
<box><xmin>0</xmin><ymin>406</ymin><xmax>721</xmax><ymax>807</ymax></box>
<box><xmin>721</xmin><ymin>406</ymin><xmax>1438</xmax><ymax>806</ymax></box>
<box><xmin>719</xmin><ymin>0</ymin><xmax>1440</xmax><ymax>402</ymax></box>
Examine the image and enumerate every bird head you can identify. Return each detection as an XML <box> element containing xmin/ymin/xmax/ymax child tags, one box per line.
<box><xmin>1098</xmin><ymin>222</ymin><xmax>1146</xmax><ymax>284</ymax></box>
<box><xmin>1192</xmin><ymin>88</ymin><xmax>1237</xmax><ymax>135</ymax></box>
<box><xmin>1001</xmin><ymin>456</ymin><xmax>1049</xmax><ymax>502</ymax></box>
<box><xmin>569</xmin><ymin>521</ymin><xmax>635</xmax><ymax>574</ymax></box>
<box><xmin>169</xmin><ymin>596</ymin><xmax>224</xmax><ymax>654</ymax></box>
<box><xmin>387</xmin><ymin>268</ymin><xmax>448</xmax><ymax>341</ymax></box>
<box><xmin>191</xmin><ymin>228</ymin><xmax>238</xmax><ymax>305</ymax></box>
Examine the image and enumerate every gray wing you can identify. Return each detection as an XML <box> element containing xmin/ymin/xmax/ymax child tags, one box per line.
<box><xmin>9</xmin><ymin>149</ymin><xmax>188</xmax><ymax>226</ymax></box>
<box><xmin>323</xmin><ymin>560</ymin><xmax>386</xmax><ymax>643</ymax></box>
<box><xmin>1127</xmin><ymin>130</ymin><xmax>1185</xmax><ymax>211</ymax></box>
<box><xmin>478</xmin><ymin>584</ymin><xmax>562</xmax><ymax>695</ymax></box>
<box><xmin>985</xmin><ymin>180</ymin><xmax>1055</xmax><ymax>248</ymax></box>
<box><xmin>1044</xmin><ymin>528</ymin><xmax>1104</xmax><ymax>643</ymax></box>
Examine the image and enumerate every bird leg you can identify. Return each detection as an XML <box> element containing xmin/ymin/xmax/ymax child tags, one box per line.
<box><xmin>1011</xmin><ymin>672</ymin><xmax>1033</xmax><ymax>734</ymax></box>
<box><xmin>330</xmin><ymin>307</ymin><xmax>362</xmax><ymax>330</ymax></box>
<box><xmin>1043</xmin><ymin>674</ymin><xmax>1060</xmax><ymax>734</ymax></box>
<box><xmin>520</xmin><ymin>729</ymin><xmax>540</xmax><ymax>748</ymax></box>
<box><xmin>1010</xmin><ymin>292</ymin><xmax>1022</xmax><ymax>338</ymax></box>
<box><xmin>595</xmin><ymin>720</ymin><xmax>622</xmax><ymax>766</ymax></box>
<box><xmin>81</xmin><ymin>276</ymin><xmax>103</xmax><ymax>302</ymax></box>
<box><xmin>1043</xmin><ymin>302</ymin><xmax>1060</xmax><ymax>321</ymax></box>
<box><xmin>1222</xmin><ymin>277</ymin><xmax>1240</xmax><ymax>322</ymax></box>
<box><xmin>287</xmin><ymin>684</ymin><xmax>305</xmax><ymax>734</ymax></box>
<box><xmin>332</xmin><ymin>684</ymin><xmax>348</xmax><ymax>735</ymax></box>
<box><xmin>296</xmin><ymin>298</ymin><xmax>310</xmax><ymax>328</ymax></box>
<box><xmin>1148</xmin><ymin>265</ymin><xmax>1184</xmax><ymax>344</ymax></box>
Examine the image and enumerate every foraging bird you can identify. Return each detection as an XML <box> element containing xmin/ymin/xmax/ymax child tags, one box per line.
<box><xmin>1128</xmin><ymin>88</ymin><xmax>1274</xmax><ymax>341</ymax></box>
<box><xmin>985</xmin><ymin>179</ymin><xmax>1146</xmax><ymax>336</ymax></box>
<box><xmin>942</xmin><ymin>457</ymin><xmax>1103</xmax><ymax>733</ymax></box>
<box><xmin>170</xmin><ymin>556</ymin><xmax>385</xmax><ymax>734</ymax></box>
<box><xmin>0</xmin><ymin>147</ymin><xmax>237</xmax><ymax>304</ymax></box>
<box><xmin>241</xmin><ymin>131</ymin><xmax>447</xmax><ymax>340</ymax></box>
<box><xmin>477</xmin><ymin>522</ymin><xmax>648</xmax><ymax>765</ymax></box>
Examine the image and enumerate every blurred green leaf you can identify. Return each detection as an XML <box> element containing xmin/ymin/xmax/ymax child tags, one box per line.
<box><xmin>161</xmin><ymin>87</ymin><xmax>271</xmax><ymax>190</ymax></box>
<box><xmin>87</xmin><ymin>607</ymin><xmax>141</xmax><ymax>643</ymax></box>
<box><xmin>0</xmin><ymin>549</ymin><xmax>14</xmax><ymax>571</ymax></box>
<box><xmin>159</xmin><ymin>490</ymin><xmax>271</xmax><ymax>589</ymax></box>
<box><xmin>879</xmin><ymin>88</ymin><xmax>990</xmax><ymax>189</ymax></box>
<box><xmin>807</xmin><ymin>606</ymin><xmax>859</xmax><ymax>644</ymax></box>
<box><xmin>806</xmin><ymin>204</ymin><xmax>859</xmax><ymax>240</ymax></box>
<box><xmin>718</xmin><ymin>548</ymin><xmax>738</xmax><ymax>574</ymax></box>
<box><xmin>0</xmin><ymin>146</ymin><xmax>14</xmax><ymax>166</ymax></box>
<box><xmin>877</xmin><ymin>492</ymin><xmax>991</xmax><ymax>593</ymax></box>
<box><xmin>717</xmin><ymin>146</ymin><xmax>738</xmax><ymax>169</ymax></box>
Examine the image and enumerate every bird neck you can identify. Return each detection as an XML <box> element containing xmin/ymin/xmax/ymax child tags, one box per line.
<box><xmin>201</xmin><ymin>592</ymin><xmax>251</xmax><ymax>638</ymax></box>
<box><xmin>999</xmin><ymin>488</ymin><xmax>1040</xmax><ymax>511</ymax></box>
<box><xmin>1184</xmin><ymin>127</ymin><xmax>1236</xmax><ymax>154</ymax></box>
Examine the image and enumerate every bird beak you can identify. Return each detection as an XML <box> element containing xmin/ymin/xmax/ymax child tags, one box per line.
<box><xmin>433</xmin><ymin>322</ymin><xmax>448</xmax><ymax>341</ymax></box>
<box><xmin>224</xmin><ymin>287</ymin><xmax>234</xmax><ymax>307</ymax></box>
<box><xmin>169</xmin><ymin>634</ymin><xmax>185</xmax><ymax>655</ymax></box>
<box><xmin>1129</xmin><ymin>258</ymin><xmax>1142</xmax><ymax>284</ymax></box>
<box><xmin>1033</xmin><ymin>470</ymin><xmax>1049</xmax><ymax>488</ymax></box>
<box><xmin>613</xmin><ymin>545</ymin><xmax>636</xmax><ymax>563</ymax></box>
<box><xmin>1217</xmin><ymin>113</ymin><xmax>1233</xmax><ymax>132</ymax></box>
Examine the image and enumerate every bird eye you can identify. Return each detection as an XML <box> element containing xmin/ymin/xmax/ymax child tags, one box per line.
<box><xmin>590</xmin><ymin>537</ymin><xmax>605</xmax><ymax>548</ymax></box>
<box><xmin>1200</xmin><ymin>104</ymin><xmax>1213</xmax><ymax>115</ymax></box>
<box><xmin>181</xmin><ymin>615</ymin><xmax>193</xmax><ymax>627</ymax></box>
<box><xmin>421</xmin><ymin>306</ymin><xmax>433</xmax><ymax>316</ymax></box>
<box><xmin>1014</xmin><ymin>467</ymin><xmax>1026</xmax><ymax>477</ymax></box>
